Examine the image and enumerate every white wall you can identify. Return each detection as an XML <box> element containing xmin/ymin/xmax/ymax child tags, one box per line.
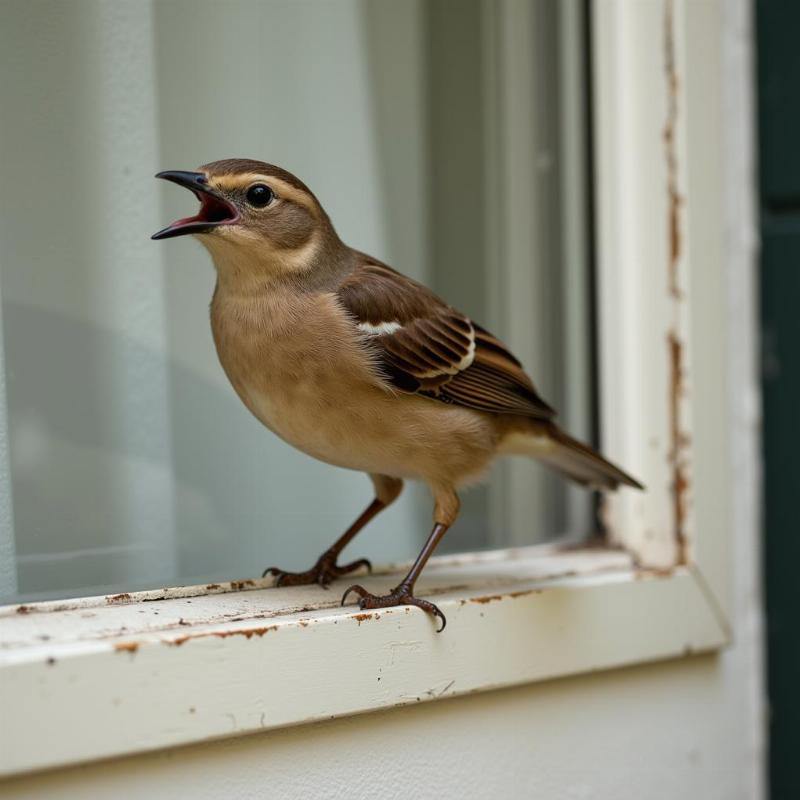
<box><xmin>2</xmin><ymin>656</ymin><xmax>761</xmax><ymax>800</ymax></box>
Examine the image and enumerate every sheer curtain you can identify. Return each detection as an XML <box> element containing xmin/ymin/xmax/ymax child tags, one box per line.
<box><xmin>0</xmin><ymin>0</ymin><xmax>591</xmax><ymax>602</ymax></box>
<box><xmin>0</xmin><ymin>1</ymin><xmax>181</xmax><ymax>598</ymax></box>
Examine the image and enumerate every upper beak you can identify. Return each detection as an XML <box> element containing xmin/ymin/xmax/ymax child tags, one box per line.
<box><xmin>151</xmin><ymin>170</ymin><xmax>240</xmax><ymax>240</ymax></box>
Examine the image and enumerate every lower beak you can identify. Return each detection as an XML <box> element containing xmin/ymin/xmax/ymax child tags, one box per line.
<box><xmin>152</xmin><ymin>170</ymin><xmax>240</xmax><ymax>240</ymax></box>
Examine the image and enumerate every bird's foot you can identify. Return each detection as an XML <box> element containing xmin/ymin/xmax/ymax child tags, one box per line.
<box><xmin>262</xmin><ymin>550</ymin><xmax>371</xmax><ymax>589</ymax></box>
<box><xmin>341</xmin><ymin>582</ymin><xmax>446</xmax><ymax>632</ymax></box>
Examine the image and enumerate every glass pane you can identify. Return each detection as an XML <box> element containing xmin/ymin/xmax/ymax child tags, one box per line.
<box><xmin>0</xmin><ymin>0</ymin><xmax>594</xmax><ymax>603</ymax></box>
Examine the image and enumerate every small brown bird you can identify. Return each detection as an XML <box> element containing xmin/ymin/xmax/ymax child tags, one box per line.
<box><xmin>153</xmin><ymin>159</ymin><xmax>642</xmax><ymax>630</ymax></box>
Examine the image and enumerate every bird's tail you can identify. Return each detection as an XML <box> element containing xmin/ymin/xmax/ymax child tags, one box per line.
<box><xmin>499</xmin><ymin>422</ymin><xmax>644</xmax><ymax>491</ymax></box>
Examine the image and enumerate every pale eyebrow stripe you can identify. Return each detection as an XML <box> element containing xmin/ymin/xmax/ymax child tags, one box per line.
<box><xmin>211</xmin><ymin>174</ymin><xmax>319</xmax><ymax>216</ymax></box>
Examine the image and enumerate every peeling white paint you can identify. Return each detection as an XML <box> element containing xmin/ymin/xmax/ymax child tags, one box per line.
<box><xmin>0</xmin><ymin>545</ymin><xmax>729</xmax><ymax>777</ymax></box>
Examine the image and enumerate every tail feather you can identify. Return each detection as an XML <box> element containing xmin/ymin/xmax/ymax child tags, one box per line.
<box><xmin>499</xmin><ymin>424</ymin><xmax>644</xmax><ymax>491</ymax></box>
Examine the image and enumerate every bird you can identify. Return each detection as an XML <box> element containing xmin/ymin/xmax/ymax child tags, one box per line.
<box><xmin>152</xmin><ymin>159</ymin><xmax>643</xmax><ymax>631</ymax></box>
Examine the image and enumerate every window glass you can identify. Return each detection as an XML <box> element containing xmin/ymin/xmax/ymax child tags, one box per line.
<box><xmin>0</xmin><ymin>0</ymin><xmax>593</xmax><ymax>602</ymax></box>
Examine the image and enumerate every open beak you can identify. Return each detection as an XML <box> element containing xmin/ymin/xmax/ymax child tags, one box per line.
<box><xmin>151</xmin><ymin>171</ymin><xmax>240</xmax><ymax>240</ymax></box>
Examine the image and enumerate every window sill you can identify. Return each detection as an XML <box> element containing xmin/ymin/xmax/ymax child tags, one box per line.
<box><xmin>0</xmin><ymin>544</ymin><xmax>728</xmax><ymax>777</ymax></box>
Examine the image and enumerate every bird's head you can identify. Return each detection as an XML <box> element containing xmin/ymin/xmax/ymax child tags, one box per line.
<box><xmin>152</xmin><ymin>159</ymin><xmax>340</xmax><ymax>281</ymax></box>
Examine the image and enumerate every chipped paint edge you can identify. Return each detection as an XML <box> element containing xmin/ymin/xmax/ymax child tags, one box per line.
<box><xmin>663</xmin><ymin>0</ymin><xmax>692</xmax><ymax>565</ymax></box>
<box><xmin>0</xmin><ymin>542</ymin><xmax>589</xmax><ymax>618</ymax></box>
<box><xmin>591</xmin><ymin>0</ymin><xmax>733</xmax><ymax>632</ymax></box>
<box><xmin>0</xmin><ymin>563</ymin><xmax>726</xmax><ymax>778</ymax></box>
<box><xmin>591</xmin><ymin>0</ymin><xmax>727</xmax><ymax>578</ymax></box>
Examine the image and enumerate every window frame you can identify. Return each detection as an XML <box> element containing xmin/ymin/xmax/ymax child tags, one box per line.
<box><xmin>0</xmin><ymin>0</ymin><xmax>742</xmax><ymax>778</ymax></box>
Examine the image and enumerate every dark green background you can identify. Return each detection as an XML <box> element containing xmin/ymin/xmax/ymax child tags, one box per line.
<box><xmin>757</xmin><ymin>1</ymin><xmax>800</xmax><ymax>796</ymax></box>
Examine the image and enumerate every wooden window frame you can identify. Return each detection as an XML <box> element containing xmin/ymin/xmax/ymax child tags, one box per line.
<box><xmin>0</xmin><ymin>0</ymin><xmax>744</xmax><ymax>777</ymax></box>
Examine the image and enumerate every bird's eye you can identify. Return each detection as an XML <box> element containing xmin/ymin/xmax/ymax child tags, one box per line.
<box><xmin>245</xmin><ymin>183</ymin><xmax>274</xmax><ymax>208</ymax></box>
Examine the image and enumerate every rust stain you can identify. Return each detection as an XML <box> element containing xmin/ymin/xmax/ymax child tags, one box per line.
<box><xmin>113</xmin><ymin>641</ymin><xmax>140</xmax><ymax>654</ymax></box>
<box><xmin>428</xmin><ymin>584</ymin><xmax>470</xmax><ymax>596</ymax></box>
<box><xmin>15</xmin><ymin>604</ymin><xmax>32</xmax><ymax>615</ymax></box>
<box><xmin>664</xmin><ymin>0</ymin><xmax>682</xmax><ymax>300</ymax></box>
<box><xmin>170</xmin><ymin>625</ymin><xmax>278</xmax><ymax>646</ymax></box>
<box><xmin>353</xmin><ymin>613</ymin><xmax>374</xmax><ymax>624</ymax></box>
<box><xmin>228</xmin><ymin>580</ymin><xmax>256</xmax><ymax>591</ymax></box>
<box><xmin>106</xmin><ymin>593</ymin><xmax>133</xmax><ymax>605</ymax></box>
<box><xmin>205</xmin><ymin>584</ymin><xmax>221</xmax><ymax>591</ymax></box>
<box><xmin>470</xmin><ymin>594</ymin><xmax>503</xmax><ymax>605</ymax></box>
<box><xmin>509</xmin><ymin>589</ymin><xmax>543</xmax><ymax>599</ymax></box>
<box><xmin>668</xmin><ymin>333</ymin><xmax>690</xmax><ymax>563</ymax></box>
<box><xmin>460</xmin><ymin>589</ymin><xmax>542</xmax><ymax>606</ymax></box>
<box><xmin>664</xmin><ymin>0</ymin><xmax>690</xmax><ymax>566</ymax></box>
<box><xmin>635</xmin><ymin>566</ymin><xmax>675</xmax><ymax>580</ymax></box>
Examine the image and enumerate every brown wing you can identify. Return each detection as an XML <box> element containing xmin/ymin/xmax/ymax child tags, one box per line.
<box><xmin>336</xmin><ymin>259</ymin><xmax>556</xmax><ymax>420</ymax></box>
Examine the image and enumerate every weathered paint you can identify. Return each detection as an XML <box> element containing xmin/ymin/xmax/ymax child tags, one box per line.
<box><xmin>170</xmin><ymin>625</ymin><xmax>279</xmax><ymax>646</ymax></box>
<box><xmin>593</xmin><ymin>0</ymin><xmax>706</xmax><ymax>571</ymax></box>
<box><xmin>663</xmin><ymin>0</ymin><xmax>691</xmax><ymax>566</ymax></box>
<box><xmin>0</xmin><ymin>545</ymin><xmax>729</xmax><ymax>777</ymax></box>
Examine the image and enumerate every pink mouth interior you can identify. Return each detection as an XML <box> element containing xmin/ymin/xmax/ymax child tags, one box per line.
<box><xmin>170</xmin><ymin>191</ymin><xmax>238</xmax><ymax>229</ymax></box>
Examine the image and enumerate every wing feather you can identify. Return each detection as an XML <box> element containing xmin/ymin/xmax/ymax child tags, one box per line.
<box><xmin>336</xmin><ymin>259</ymin><xmax>555</xmax><ymax>419</ymax></box>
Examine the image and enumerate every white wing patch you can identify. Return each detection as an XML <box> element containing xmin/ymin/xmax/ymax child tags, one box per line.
<box><xmin>457</xmin><ymin>322</ymin><xmax>477</xmax><ymax>370</ymax></box>
<box><xmin>357</xmin><ymin>320</ymin><xmax>403</xmax><ymax>336</ymax></box>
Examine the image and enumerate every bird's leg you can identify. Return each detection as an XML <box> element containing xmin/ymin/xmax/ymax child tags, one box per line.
<box><xmin>262</xmin><ymin>475</ymin><xmax>402</xmax><ymax>589</ymax></box>
<box><xmin>263</xmin><ymin>499</ymin><xmax>382</xmax><ymax>587</ymax></box>
<box><xmin>342</xmin><ymin>487</ymin><xmax>459</xmax><ymax>632</ymax></box>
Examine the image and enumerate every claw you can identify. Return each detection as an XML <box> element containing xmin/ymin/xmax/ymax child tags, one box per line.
<box><xmin>339</xmin><ymin>557</ymin><xmax>372</xmax><ymax>575</ymax></box>
<box><xmin>418</xmin><ymin>600</ymin><xmax>447</xmax><ymax>632</ymax></box>
<box><xmin>341</xmin><ymin>584</ymin><xmax>367</xmax><ymax>606</ymax></box>
<box><xmin>402</xmin><ymin>596</ymin><xmax>447</xmax><ymax>632</ymax></box>
<box><xmin>263</xmin><ymin>554</ymin><xmax>371</xmax><ymax>589</ymax></box>
<box><xmin>341</xmin><ymin>583</ymin><xmax>447</xmax><ymax>631</ymax></box>
<box><xmin>262</xmin><ymin>566</ymin><xmax>280</xmax><ymax>579</ymax></box>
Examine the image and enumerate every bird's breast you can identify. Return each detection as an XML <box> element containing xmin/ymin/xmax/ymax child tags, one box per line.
<box><xmin>209</xmin><ymin>285</ymin><xmax>499</xmax><ymax>483</ymax></box>
<box><xmin>210</xmin><ymin>287</ymin><xmax>386</xmax><ymax>466</ymax></box>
